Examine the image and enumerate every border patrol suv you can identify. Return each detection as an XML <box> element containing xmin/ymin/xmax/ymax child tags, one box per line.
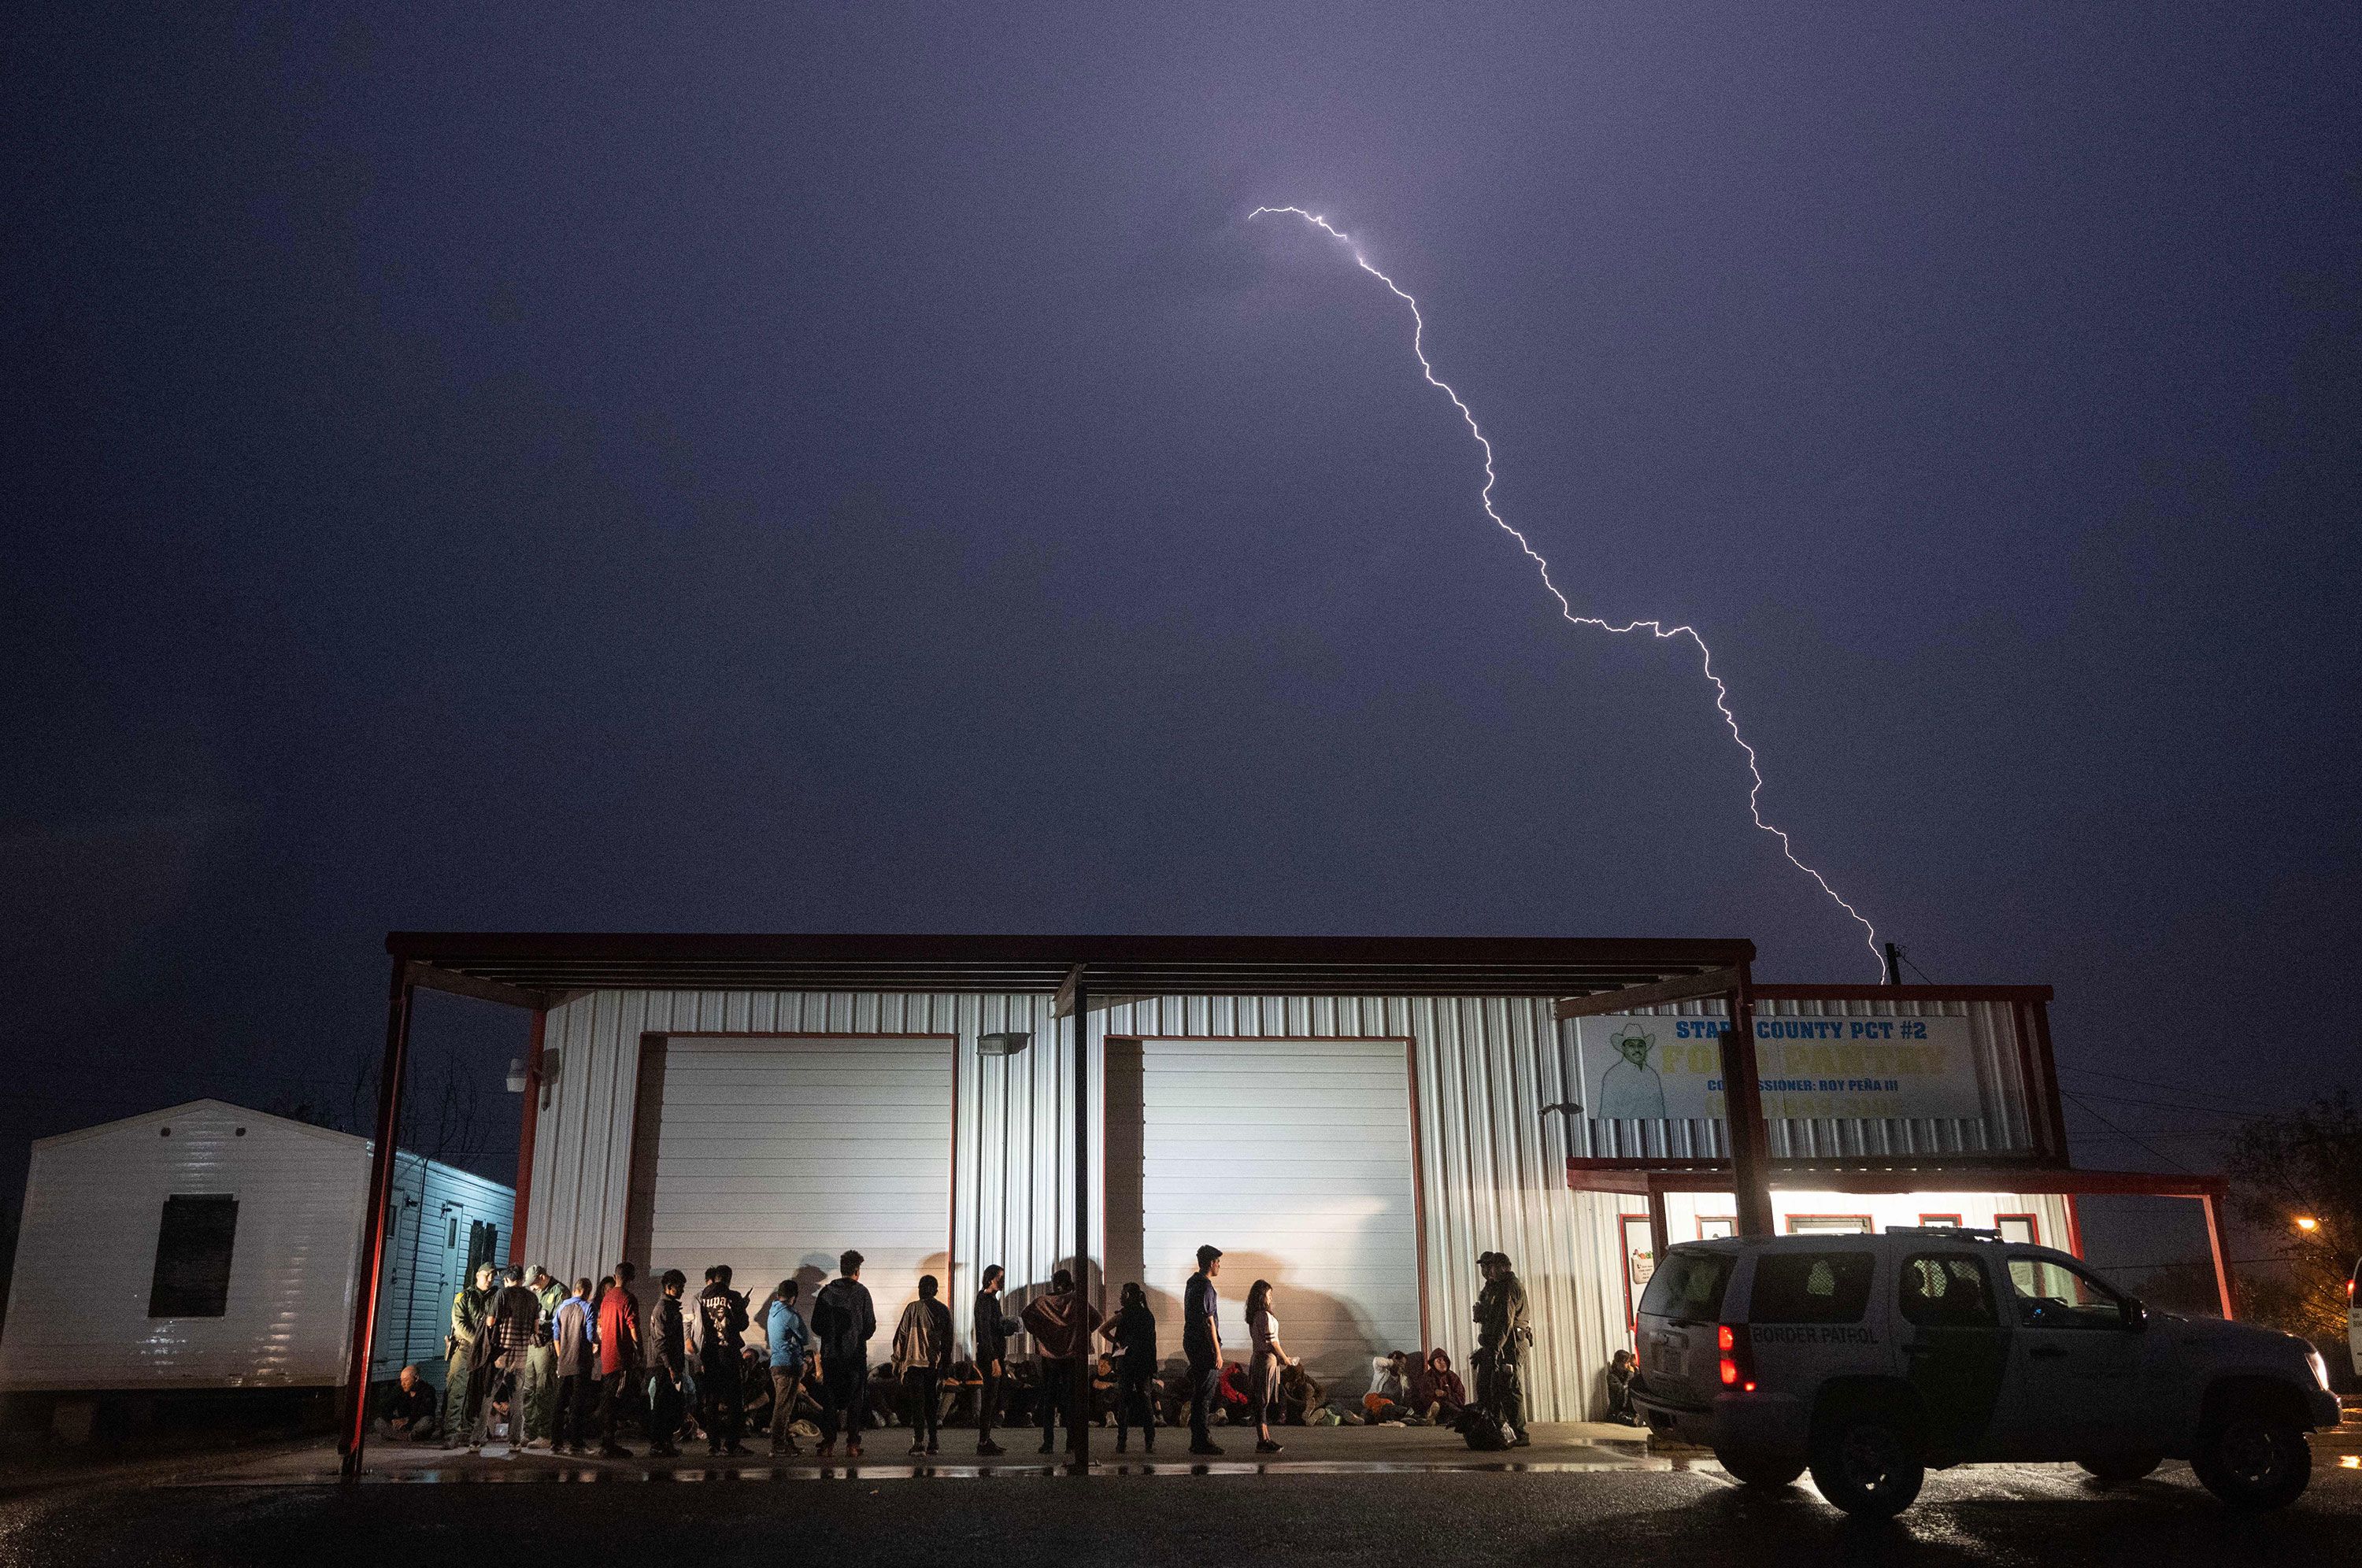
<box><xmin>1630</xmin><ymin>1229</ymin><xmax>2339</xmax><ymax>1517</ymax></box>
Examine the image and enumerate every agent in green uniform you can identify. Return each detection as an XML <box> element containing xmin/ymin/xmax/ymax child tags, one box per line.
<box><xmin>442</xmin><ymin>1262</ymin><xmax>495</xmax><ymax>1448</ymax></box>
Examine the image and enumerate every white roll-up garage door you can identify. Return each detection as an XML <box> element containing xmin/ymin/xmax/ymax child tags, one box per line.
<box><xmin>1124</xmin><ymin>1037</ymin><xmax>1421</xmax><ymax>1393</ymax></box>
<box><xmin>631</xmin><ymin>1036</ymin><xmax>954</xmax><ymax>1347</ymax></box>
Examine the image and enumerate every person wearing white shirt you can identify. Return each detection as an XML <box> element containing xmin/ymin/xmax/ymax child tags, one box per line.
<box><xmin>1244</xmin><ymin>1279</ymin><xmax>1299</xmax><ymax>1455</ymax></box>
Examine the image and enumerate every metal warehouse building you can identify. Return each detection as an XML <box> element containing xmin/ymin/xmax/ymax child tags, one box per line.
<box><xmin>337</xmin><ymin>933</ymin><xmax>2231</xmax><ymax>1472</ymax></box>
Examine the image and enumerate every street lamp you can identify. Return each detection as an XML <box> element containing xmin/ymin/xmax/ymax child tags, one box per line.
<box><xmin>2293</xmin><ymin>1215</ymin><xmax>2319</xmax><ymax>1232</ymax></box>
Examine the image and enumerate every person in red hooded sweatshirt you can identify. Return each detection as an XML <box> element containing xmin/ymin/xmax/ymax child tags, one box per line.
<box><xmin>595</xmin><ymin>1261</ymin><xmax>643</xmax><ymax>1458</ymax></box>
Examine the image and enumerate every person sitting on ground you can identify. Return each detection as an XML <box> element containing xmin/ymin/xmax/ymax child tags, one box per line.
<box><xmin>1415</xmin><ymin>1348</ymin><xmax>1468</xmax><ymax>1426</ymax></box>
<box><xmin>942</xmin><ymin>1357</ymin><xmax>983</xmax><ymax>1426</ymax></box>
<box><xmin>1362</xmin><ymin>1350</ymin><xmax>1413</xmax><ymax>1423</ymax></box>
<box><xmin>1279</xmin><ymin>1359</ymin><xmax>1326</xmax><ymax>1426</ymax></box>
<box><xmin>377</xmin><ymin>1365</ymin><xmax>439</xmax><ymax>1441</ymax></box>
<box><xmin>1605</xmin><ymin>1348</ymin><xmax>1638</xmax><ymax>1425</ymax></box>
<box><xmin>1216</xmin><ymin>1359</ymin><xmax>1254</xmax><ymax>1423</ymax></box>
<box><xmin>891</xmin><ymin>1274</ymin><xmax>955</xmax><ymax>1456</ymax></box>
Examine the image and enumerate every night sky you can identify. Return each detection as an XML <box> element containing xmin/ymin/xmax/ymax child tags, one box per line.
<box><xmin>5</xmin><ymin>6</ymin><xmax>2356</xmax><ymax>1260</ymax></box>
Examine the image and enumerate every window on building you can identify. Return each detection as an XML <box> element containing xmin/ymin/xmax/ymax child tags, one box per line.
<box><xmin>1749</xmin><ymin>1250</ymin><xmax>1875</xmax><ymax>1323</ymax></box>
<box><xmin>1786</xmin><ymin>1214</ymin><xmax>1873</xmax><ymax>1234</ymax></box>
<box><xmin>1995</xmin><ymin>1214</ymin><xmax>2038</xmax><ymax>1245</ymax></box>
<box><xmin>148</xmin><ymin>1195</ymin><xmax>239</xmax><ymax>1318</ymax></box>
<box><xmin>1915</xmin><ymin>1214</ymin><xmax>1962</xmax><ymax>1228</ymax></box>
<box><xmin>1696</xmin><ymin>1216</ymin><xmax>1736</xmax><ymax>1241</ymax></box>
<box><xmin>466</xmin><ymin>1220</ymin><xmax>498</xmax><ymax>1278</ymax></box>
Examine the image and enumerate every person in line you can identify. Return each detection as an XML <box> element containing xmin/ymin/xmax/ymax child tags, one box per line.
<box><xmin>596</xmin><ymin>1260</ymin><xmax>643</xmax><ymax>1458</ymax></box>
<box><xmin>890</xmin><ymin>1274</ymin><xmax>954</xmax><ymax>1456</ymax></box>
<box><xmin>764</xmin><ymin>1278</ymin><xmax>810</xmax><ymax>1455</ymax></box>
<box><xmin>468</xmin><ymin>1265</ymin><xmax>548</xmax><ymax>1448</ymax></box>
<box><xmin>972</xmin><ymin>1263</ymin><xmax>1022</xmax><ymax>1456</ymax></box>
<box><xmin>697</xmin><ymin>1263</ymin><xmax>751</xmax><ymax>1455</ymax></box>
<box><xmin>646</xmin><ymin>1270</ymin><xmax>691</xmax><ymax>1457</ymax></box>
<box><xmin>1415</xmin><ymin>1348</ymin><xmax>1468</xmax><ymax>1426</ymax></box>
<box><xmin>376</xmin><ymin>1365</ymin><xmax>439</xmax><ymax>1442</ymax></box>
<box><xmin>1242</xmin><ymin>1279</ymin><xmax>1299</xmax><ymax>1455</ymax></box>
<box><xmin>811</xmin><ymin>1250</ymin><xmax>876</xmax><ymax>1458</ymax></box>
<box><xmin>550</xmin><ymin>1277</ymin><xmax>598</xmax><ymax>1455</ymax></box>
<box><xmin>516</xmin><ymin>1265</ymin><xmax>565</xmax><ymax>1449</ymax></box>
<box><xmin>441</xmin><ymin>1260</ymin><xmax>495</xmax><ymax>1448</ymax></box>
<box><xmin>1099</xmin><ymin>1281</ymin><xmax>1158</xmax><ymax>1454</ymax></box>
<box><xmin>1020</xmin><ymin>1268</ymin><xmax>1102</xmax><ymax>1455</ymax></box>
<box><xmin>1183</xmin><ymin>1244</ymin><xmax>1224</xmax><ymax>1455</ymax></box>
<box><xmin>1474</xmin><ymin>1251</ymin><xmax>1531</xmax><ymax>1447</ymax></box>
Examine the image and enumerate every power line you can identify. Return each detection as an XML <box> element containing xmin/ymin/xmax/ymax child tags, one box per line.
<box><xmin>2063</xmin><ymin>1091</ymin><xmax>2190</xmax><ymax>1173</ymax></box>
<box><xmin>2060</xmin><ymin>1066</ymin><xmax>2284</xmax><ymax>1115</ymax></box>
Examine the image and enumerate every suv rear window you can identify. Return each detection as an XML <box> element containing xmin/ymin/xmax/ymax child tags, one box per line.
<box><xmin>1749</xmin><ymin>1250</ymin><xmax>1875</xmax><ymax>1323</ymax></box>
<box><xmin>1638</xmin><ymin>1248</ymin><xmax>1733</xmax><ymax>1323</ymax></box>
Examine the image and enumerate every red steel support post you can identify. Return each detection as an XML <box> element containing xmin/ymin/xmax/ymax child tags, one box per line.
<box><xmin>508</xmin><ymin>1009</ymin><xmax>547</xmax><ymax>1267</ymax></box>
<box><xmin>339</xmin><ymin>960</ymin><xmax>416</xmax><ymax>1481</ymax></box>
<box><xmin>1071</xmin><ymin>971</ymin><xmax>1091</xmax><ymax>1472</ymax></box>
<box><xmin>1723</xmin><ymin>963</ymin><xmax>1775</xmax><ymax>1238</ymax></box>
<box><xmin>2201</xmin><ymin>1192</ymin><xmax>2239</xmax><ymax>1320</ymax></box>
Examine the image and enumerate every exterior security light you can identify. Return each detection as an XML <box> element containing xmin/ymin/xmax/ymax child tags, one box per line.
<box><xmin>977</xmin><ymin>1031</ymin><xmax>1031</xmax><ymax>1058</ymax></box>
<box><xmin>2294</xmin><ymin>1215</ymin><xmax>2319</xmax><ymax>1232</ymax></box>
<box><xmin>505</xmin><ymin>1057</ymin><xmax>528</xmax><ymax>1093</ymax></box>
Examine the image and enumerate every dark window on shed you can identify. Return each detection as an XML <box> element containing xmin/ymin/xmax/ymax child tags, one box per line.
<box><xmin>1749</xmin><ymin>1250</ymin><xmax>1875</xmax><ymax>1324</ymax></box>
<box><xmin>148</xmin><ymin>1196</ymin><xmax>239</xmax><ymax>1318</ymax></box>
<box><xmin>466</xmin><ymin>1220</ymin><xmax>498</xmax><ymax>1278</ymax></box>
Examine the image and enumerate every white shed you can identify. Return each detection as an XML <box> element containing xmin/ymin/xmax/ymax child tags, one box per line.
<box><xmin>0</xmin><ymin>1100</ymin><xmax>512</xmax><ymax>1394</ymax></box>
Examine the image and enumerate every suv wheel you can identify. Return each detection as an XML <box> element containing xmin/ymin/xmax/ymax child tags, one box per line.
<box><xmin>1715</xmin><ymin>1448</ymin><xmax>1805</xmax><ymax>1488</ymax></box>
<box><xmin>2077</xmin><ymin>1452</ymin><xmax>2161</xmax><ymax>1487</ymax></box>
<box><xmin>2191</xmin><ymin>1415</ymin><xmax>2310</xmax><ymax>1511</ymax></box>
<box><xmin>1809</xmin><ymin>1411</ymin><xmax>1925</xmax><ymax>1518</ymax></box>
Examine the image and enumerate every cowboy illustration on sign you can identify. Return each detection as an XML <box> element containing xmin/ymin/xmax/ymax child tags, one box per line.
<box><xmin>1596</xmin><ymin>1024</ymin><xmax>1668</xmax><ymax>1120</ymax></box>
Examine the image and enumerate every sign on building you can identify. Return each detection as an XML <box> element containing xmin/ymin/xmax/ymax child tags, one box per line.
<box><xmin>1572</xmin><ymin>1012</ymin><xmax>1986</xmax><ymax>1123</ymax></box>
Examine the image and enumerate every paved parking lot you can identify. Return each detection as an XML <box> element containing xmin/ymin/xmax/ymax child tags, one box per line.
<box><xmin>2</xmin><ymin>1423</ymin><xmax>2356</xmax><ymax>1567</ymax></box>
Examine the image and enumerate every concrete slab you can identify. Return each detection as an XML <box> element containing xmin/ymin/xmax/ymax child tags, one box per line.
<box><xmin>191</xmin><ymin>1422</ymin><xmax>1661</xmax><ymax>1485</ymax></box>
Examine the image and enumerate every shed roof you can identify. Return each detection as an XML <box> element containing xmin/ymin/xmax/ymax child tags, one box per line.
<box><xmin>387</xmin><ymin>931</ymin><xmax>1756</xmax><ymax>1011</ymax></box>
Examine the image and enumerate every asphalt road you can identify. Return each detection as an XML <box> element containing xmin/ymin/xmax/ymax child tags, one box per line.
<box><xmin>2</xmin><ymin>1455</ymin><xmax>2356</xmax><ymax>1568</ymax></box>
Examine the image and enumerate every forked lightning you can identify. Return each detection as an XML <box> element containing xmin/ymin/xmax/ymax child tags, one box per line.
<box><xmin>1250</xmin><ymin>205</ymin><xmax>1881</xmax><ymax>970</ymax></box>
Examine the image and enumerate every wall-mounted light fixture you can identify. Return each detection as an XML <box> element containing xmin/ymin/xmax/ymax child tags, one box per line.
<box><xmin>977</xmin><ymin>1031</ymin><xmax>1031</xmax><ymax>1058</ymax></box>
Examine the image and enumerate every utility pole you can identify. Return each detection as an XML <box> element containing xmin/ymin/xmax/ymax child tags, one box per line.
<box><xmin>1883</xmin><ymin>941</ymin><xmax>1902</xmax><ymax>987</ymax></box>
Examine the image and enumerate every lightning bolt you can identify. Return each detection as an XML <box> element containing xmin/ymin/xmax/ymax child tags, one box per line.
<box><xmin>1249</xmin><ymin>205</ymin><xmax>1882</xmax><ymax>972</ymax></box>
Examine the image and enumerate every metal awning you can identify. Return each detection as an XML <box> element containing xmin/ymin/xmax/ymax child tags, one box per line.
<box><xmin>386</xmin><ymin>931</ymin><xmax>1756</xmax><ymax>1010</ymax></box>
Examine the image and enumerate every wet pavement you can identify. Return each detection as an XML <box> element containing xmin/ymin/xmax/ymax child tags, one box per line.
<box><xmin>1</xmin><ymin>1423</ymin><xmax>2355</xmax><ymax>1566</ymax></box>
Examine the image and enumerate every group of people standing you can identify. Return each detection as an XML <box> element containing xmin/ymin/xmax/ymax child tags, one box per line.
<box><xmin>407</xmin><ymin>1243</ymin><xmax>1531</xmax><ymax>1459</ymax></box>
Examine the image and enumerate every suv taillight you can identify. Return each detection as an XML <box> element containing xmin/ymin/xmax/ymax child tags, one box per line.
<box><xmin>1717</xmin><ymin>1323</ymin><xmax>1757</xmax><ymax>1393</ymax></box>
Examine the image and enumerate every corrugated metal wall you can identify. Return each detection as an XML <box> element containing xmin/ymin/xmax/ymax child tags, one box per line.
<box><xmin>526</xmin><ymin>989</ymin><xmax>1608</xmax><ymax>1420</ymax></box>
<box><xmin>0</xmin><ymin>1102</ymin><xmax>372</xmax><ymax>1391</ymax></box>
<box><xmin>370</xmin><ymin>1154</ymin><xmax>515</xmax><ymax>1383</ymax></box>
<box><xmin>1572</xmin><ymin>997</ymin><xmax>2042</xmax><ymax>1161</ymax></box>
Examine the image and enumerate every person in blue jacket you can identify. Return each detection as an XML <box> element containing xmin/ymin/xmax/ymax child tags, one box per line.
<box><xmin>765</xmin><ymin>1278</ymin><xmax>811</xmax><ymax>1456</ymax></box>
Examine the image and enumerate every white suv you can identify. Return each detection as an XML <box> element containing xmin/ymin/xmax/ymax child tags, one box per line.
<box><xmin>1630</xmin><ymin>1229</ymin><xmax>2339</xmax><ymax>1517</ymax></box>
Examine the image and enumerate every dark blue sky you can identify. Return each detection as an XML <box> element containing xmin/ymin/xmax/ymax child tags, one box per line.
<box><xmin>4</xmin><ymin>5</ymin><xmax>2356</xmax><ymax>1215</ymax></box>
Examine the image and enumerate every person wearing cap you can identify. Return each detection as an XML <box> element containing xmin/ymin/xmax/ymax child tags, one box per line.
<box><xmin>1183</xmin><ymin>1244</ymin><xmax>1224</xmax><ymax>1455</ymax></box>
<box><xmin>517</xmin><ymin>1265</ymin><xmax>563</xmax><ymax>1449</ymax></box>
<box><xmin>1473</xmin><ymin>1251</ymin><xmax>1531</xmax><ymax>1446</ymax></box>
<box><xmin>441</xmin><ymin>1261</ymin><xmax>495</xmax><ymax>1448</ymax></box>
